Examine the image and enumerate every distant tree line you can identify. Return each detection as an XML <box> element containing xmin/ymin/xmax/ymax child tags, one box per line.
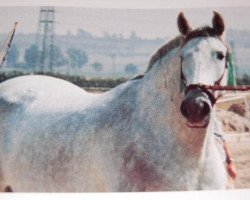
<box><xmin>236</xmin><ymin>74</ymin><xmax>250</xmax><ymax>85</ymax></box>
<box><xmin>7</xmin><ymin>44</ymin><xmax>89</xmax><ymax>70</ymax></box>
<box><xmin>125</xmin><ymin>63</ymin><xmax>138</xmax><ymax>75</ymax></box>
<box><xmin>6</xmin><ymin>44</ymin><xmax>141</xmax><ymax>76</ymax></box>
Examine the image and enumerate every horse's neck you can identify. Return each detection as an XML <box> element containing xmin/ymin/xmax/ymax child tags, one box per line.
<box><xmin>137</xmin><ymin>48</ymin><xmax>209</xmax><ymax>159</ymax></box>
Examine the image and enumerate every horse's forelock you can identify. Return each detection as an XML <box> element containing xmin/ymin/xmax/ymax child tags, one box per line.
<box><xmin>183</xmin><ymin>26</ymin><xmax>224</xmax><ymax>45</ymax></box>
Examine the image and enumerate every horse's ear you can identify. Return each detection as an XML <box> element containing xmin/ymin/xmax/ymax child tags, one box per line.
<box><xmin>212</xmin><ymin>11</ymin><xmax>225</xmax><ymax>36</ymax></box>
<box><xmin>177</xmin><ymin>12</ymin><xmax>191</xmax><ymax>35</ymax></box>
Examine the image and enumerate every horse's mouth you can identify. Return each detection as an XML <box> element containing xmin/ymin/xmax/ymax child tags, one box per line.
<box><xmin>186</xmin><ymin>118</ymin><xmax>209</xmax><ymax>128</ymax></box>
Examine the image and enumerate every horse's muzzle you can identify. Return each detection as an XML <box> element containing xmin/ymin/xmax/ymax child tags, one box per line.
<box><xmin>180</xmin><ymin>88</ymin><xmax>212</xmax><ymax>128</ymax></box>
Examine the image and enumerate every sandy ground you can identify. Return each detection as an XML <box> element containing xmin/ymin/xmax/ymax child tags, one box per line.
<box><xmin>226</xmin><ymin>133</ymin><xmax>250</xmax><ymax>189</ymax></box>
<box><xmin>216</xmin><ymin>92</ymin><xmax>250</xmax><ymax>189</ymax></box>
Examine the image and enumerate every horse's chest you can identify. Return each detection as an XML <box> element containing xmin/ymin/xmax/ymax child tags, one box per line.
<box><xmin>119</xmin><ymin>146</ymin><xmax>165</xmax><ymax>191</ymax></box>
<box><xmin>118</xmin><ymin>144</ymin><xmax>203</xmax><ymax>191</ymax></box>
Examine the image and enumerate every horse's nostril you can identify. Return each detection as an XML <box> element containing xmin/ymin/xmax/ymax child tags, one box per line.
<box><xmin>200</xmin><ymin>101</ymin><xmax>211</xmax><ymax>117</ymax></box>
<box><xmin>180</xmin><ymin>102</ymin><xmax>189</xmax><ymax>118</ymax></box>
<box><xmin>180</xmin><ymin>98</ymin><xmax>211</xmax><ymax>121</ymax></box>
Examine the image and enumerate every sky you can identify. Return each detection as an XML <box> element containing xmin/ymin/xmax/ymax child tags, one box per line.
<box><xmin>1</xmin><ymin>0</ymin><xmax>250</xmax><ymax>9</ymax></box>
<box><xmin>0</xmin><ymin>1</ymin><xmax>249</xmax><ymax>39</ymax></box>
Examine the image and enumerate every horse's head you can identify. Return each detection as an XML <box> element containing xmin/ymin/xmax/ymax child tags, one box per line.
<box><xmin>178</xmin><ymin>12</ymin><xmax>229</xmax><ymax>128</ymax></box>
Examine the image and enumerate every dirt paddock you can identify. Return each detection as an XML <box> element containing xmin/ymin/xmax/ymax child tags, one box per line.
<box><xmin>216</xmin><ymin>92</ymin><xmax>250</xmax><ymax>189</ymax></box>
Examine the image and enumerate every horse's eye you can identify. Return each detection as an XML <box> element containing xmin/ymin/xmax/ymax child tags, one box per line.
<box><xmin>216</xmin><ymin>51</ymin><xmax>225</xmax><ymax>60</ymax></box>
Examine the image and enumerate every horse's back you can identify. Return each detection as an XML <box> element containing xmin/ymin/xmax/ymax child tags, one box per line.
<box><xmin>0</xmin><ymin>75</ymin><xmax>100</xmax><ymax>113</ymax></box>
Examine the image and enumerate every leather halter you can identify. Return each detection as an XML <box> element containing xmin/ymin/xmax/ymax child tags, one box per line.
<box><xmin>180</xmin><ymin>50</ymin><xmax>229</xmax><ymax>106</ymax></box>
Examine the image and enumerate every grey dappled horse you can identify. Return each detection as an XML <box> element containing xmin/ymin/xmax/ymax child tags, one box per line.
<box><xmin>0</xmin><ymin>12</ymin><xmax>230</xmax><ymax>192</ymax></box>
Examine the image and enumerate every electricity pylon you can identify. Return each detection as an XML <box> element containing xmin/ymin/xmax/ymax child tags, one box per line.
<box><xmin>36</xmin><ymin>6</ymin><xmax>55</xmax><ymax>71</ymax></box>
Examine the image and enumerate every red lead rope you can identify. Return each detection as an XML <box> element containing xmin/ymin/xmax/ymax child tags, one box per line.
<box><xmin>197</xmin><ymin>84</ymin><xmax>250</xmax><ymax>91</ymax></box>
